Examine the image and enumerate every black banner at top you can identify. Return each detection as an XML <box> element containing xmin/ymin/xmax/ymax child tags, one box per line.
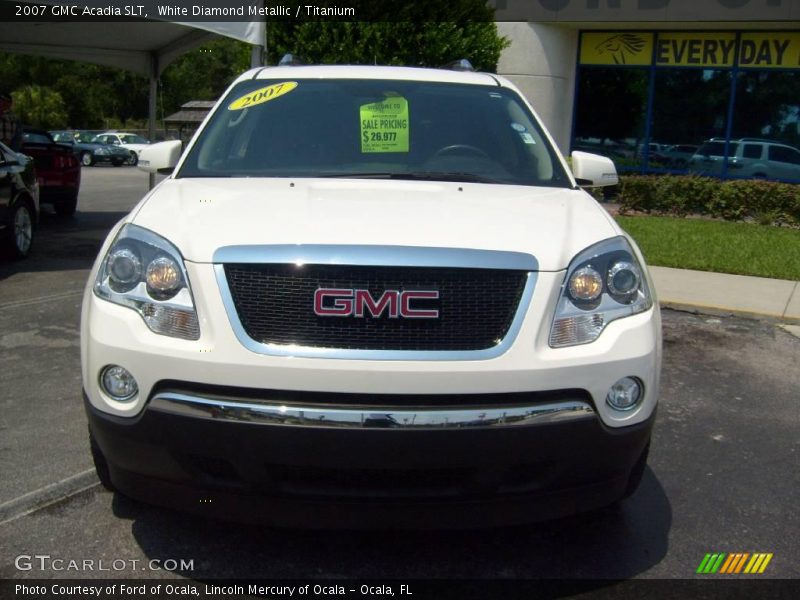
<box><xmin>0</xmin><ymin>0</ymin><xmax>499</xmax><ymax>22</ymax></box>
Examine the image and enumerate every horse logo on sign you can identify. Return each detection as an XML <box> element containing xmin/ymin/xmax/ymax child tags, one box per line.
<box><xmin>595</xmin><ymin>33</ymin><xmax>649</xmax><ymax>65</ymax></box>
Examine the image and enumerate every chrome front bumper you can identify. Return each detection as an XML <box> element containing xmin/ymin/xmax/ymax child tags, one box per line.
<box><xmin>149</xmin><ymin>391</ymin><xmax>596</xmax><ymax>429</ymax></box>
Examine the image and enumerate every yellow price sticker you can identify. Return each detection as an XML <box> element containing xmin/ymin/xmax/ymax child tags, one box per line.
<box><xmin>228</xmin><ymin>81</ymin><xmax>298</xmax><ymax>111</ymax></box>
<box><xmin>360</xmin><ymin>96</ymin><xmax>409</xmax><ymax>153</ymax></box>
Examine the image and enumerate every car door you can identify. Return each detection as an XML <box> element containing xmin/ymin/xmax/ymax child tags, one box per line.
<box><xmin>767</xmin><ymin>145</ymin><xmax>800</xmax><ymax>180</ymax></box>
<box><xmin>0</xmin><ymin>145</ymin><xmax>12</xmax><ymax>214</ymax></box>
<box><xmin>0</xmin><ymin>143</ymin><xmax>24</xmax><ymax>224</ymax></box>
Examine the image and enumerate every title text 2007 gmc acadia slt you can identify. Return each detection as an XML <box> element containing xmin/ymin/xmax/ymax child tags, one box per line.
<box><xmin>81</xmin><ymin>64</ymin><xmax>661</xmax><ymax>527</ymax></box>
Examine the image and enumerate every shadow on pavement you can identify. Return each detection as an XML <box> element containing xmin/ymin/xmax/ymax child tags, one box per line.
<box><xmin>112</xmin><ymin>467</ymin><xmax>671</xmax><ymax>580</ymax></box>
<box><xmin>0</xmin><ymin>210</ymin><xmax>126</xmax><ymax>280</ymax></box>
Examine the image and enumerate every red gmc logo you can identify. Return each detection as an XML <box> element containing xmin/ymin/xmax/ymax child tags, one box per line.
<box><xmin>314</xmin><ymin>288</ymin><xmax>440</xmax><ymax>319</ymax></box>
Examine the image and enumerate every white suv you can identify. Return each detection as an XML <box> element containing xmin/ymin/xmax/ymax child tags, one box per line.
<box><xmin>82</xmin><ymin>65</ymin><xmax>661</xmax><ymax>527</ymax></box>
<box><xmin>689</xmin><ymin>137</ymin><xmax>800</xmax><ymax>180</ymax></box>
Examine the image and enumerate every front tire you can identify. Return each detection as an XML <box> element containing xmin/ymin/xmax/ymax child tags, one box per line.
<box><xmin>3</xmin><ymin>201</ymin><xmax>34</xmax><ymax>259</ymax></box>
<box><xmin>81</xmin><ymin>151</ymin><xmax>94</xmax><ymax>167</ymax></box>
<box><xmin>126</xmin><ymin>152</ymin><xmax>138</xmax><ymax>166</ymax></box>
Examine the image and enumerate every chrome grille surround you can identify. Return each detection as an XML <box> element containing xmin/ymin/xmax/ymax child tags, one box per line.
<box><xmin>214</xmin><ymin>245</ymin><xmax>538</xmax><ymax>361</ymax></box>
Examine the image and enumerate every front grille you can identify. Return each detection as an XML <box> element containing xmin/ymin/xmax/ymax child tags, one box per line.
<box><xmin>223</xmin><ymin>264</ymin><xmax>528</xmax><ymax>351</ymax></box>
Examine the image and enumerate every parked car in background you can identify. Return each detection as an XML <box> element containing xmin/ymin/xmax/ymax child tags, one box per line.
<box><xmin>660</xmin><ymin>144</ymin><xmax>698</xmax><ymax>168</ymax></box>
<box><xmin>0</xmin><ymin>141</ymin><xmax>39</xmax><ymax>259</ymax></box>
<box><xmin>688</xmin><ymin>138</ymin><xmax>800</xmax><ymax>180</ymax></box>
<box><xmin>636</xmin><ymin>142</ymin><xmax>668</xmax><ymax>159</ymax></box>
<box><xmin>96</xmin><ymin>132</ymin><xmax>151</xmax><ymax>165</ymax></box>
<box><xmin>21</xmin><ymin>128</ymin><xmax>81</xmax><ymax>216</ymax></box>
<box><xmin>50</xmin><ymin>130</ymin><xmax>129</xmax><ymax>167</ymax></box>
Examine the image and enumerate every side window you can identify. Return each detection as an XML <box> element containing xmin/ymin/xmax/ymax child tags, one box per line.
<box><xmin>768</xmin><ymin>145</ymin><xmax>800</xmax><ymax>165</ymax></box>
<box><xmin>742</xmin><ymin>144</ymin><xmax>761</xmax><ymax>159</ymax></box>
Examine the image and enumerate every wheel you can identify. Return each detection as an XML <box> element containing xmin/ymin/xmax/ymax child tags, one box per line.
<box><xmin>3</xmin><ymin>201</ymin><xmax>34</xmax><ymax>259</ymax></box>
<box><xmin>54</xmin><ymin>193</ymin><xmax>78</xmax><ymax>217</ymax></box>
<box><xmin>81</xmin><ymin>151</ymin><xmax>94</xmax><ymax>167</ymax></box>
<box><xmin>126</xmin><ymin>152</ymin><xmax>138</xmax><ymax>166</ymax></box>
<box><xmin>89</xmin><ymin>428</ymin><xmax>116</xmax><ymax>492</ymax></box>
<box><xmin>433</xmin><ymin>144</ymin><xmax>491</xmax><ymax>159</ymax></box>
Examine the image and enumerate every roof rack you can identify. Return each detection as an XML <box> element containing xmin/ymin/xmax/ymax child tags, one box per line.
<box><xmin>278</xmin><ymin>53</ymin><xmax>304</xmax><ymax>67</ymax></box>
<box><xmin>736</xmin><ymin>137</ymin><xmax>778</xmax><ymax>143</ymax></box>
<box><xmin>443</xmin><ymin>59</ymin><xmax>475</xmax><ymax>72</ymax></box>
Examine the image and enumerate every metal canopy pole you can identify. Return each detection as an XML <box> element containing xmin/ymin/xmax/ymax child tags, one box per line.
<box><xmin>148</xmin><ymin>52</ymin><xmax>158</xmax><ymax>190</ymax></box>
<box><xmin>251</xmin><ymin>4</ymin><xmax>266</xmax><ymax>67</ymax></box>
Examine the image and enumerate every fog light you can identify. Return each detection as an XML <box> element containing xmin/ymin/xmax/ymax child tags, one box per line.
<box><xmin>100</xmin><ymin>365</ymin><xmax>138</xmax><ymax>401</ymax></box>
<box><xmin>606</xmin><ymin>377</ymin><xmax>642</xmax><ymax>411</ymax></box>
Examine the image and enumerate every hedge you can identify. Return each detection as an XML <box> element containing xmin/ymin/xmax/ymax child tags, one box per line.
<box><xmin>616</xmin><ymin>175</ymin><xmax>800</xmax><ymax>226</ymax></box>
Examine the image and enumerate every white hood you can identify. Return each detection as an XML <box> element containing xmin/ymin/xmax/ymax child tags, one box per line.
<box><xmin>131</xmin><ymin>178</ymin><xmax>620</xmax><ymax>271</ymax></box>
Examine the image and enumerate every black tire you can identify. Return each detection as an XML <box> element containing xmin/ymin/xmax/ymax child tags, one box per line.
<box><xmin>3</xmin><ymin>201</ymin><xmax>34</xmax><ymax>259</ymax></box>
<box><xmin>81</xmin><ymin>151</ymin><xmax>94</xmax><ymax>167</ymax></box>
<box><xmin>54</xmin><ymin>193</ymin><xmax>78</xmax><ymax>217</ymax></box>
<box><xmin>127</xmin><ymin>152</ymin><xmax>138</xmax><ymax>166</ymax></box>
<box><xmin>89</xmin><ymin>427</ymin><xmax>116</xmax><ymax>492</ymax></box>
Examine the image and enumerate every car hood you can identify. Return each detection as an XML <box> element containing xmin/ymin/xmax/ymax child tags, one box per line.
<box><xmin>131</xmin><ymin>178</ymin><xmax>619</xmax><ymax>271</ymax></box>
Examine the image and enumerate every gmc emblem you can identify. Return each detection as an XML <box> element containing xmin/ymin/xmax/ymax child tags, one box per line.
<box><xmin>314</xmin><ymin>288</ymin><xmax>440</xmax><ymax>319</ymax></box>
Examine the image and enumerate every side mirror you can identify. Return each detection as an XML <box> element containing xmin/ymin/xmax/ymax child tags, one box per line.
<box><xmin>137</xmin><ymin>140</ymin><xmax>182</xmax><ymax>174</ymax></box>
<box><xmin>570</xmin><ymin>151</ymin><xmax>619</xmax><ymax>187</ymax></box>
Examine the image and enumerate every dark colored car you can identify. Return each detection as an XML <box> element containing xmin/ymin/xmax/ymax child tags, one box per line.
<box><xmin>50</xmin><ymin>130</ymin><xmax>129</xmax><ymax>167</ymax></box>
<box><xmin>0</xmin><ymin>141</ymin><xmax>39</xmax><ymax>259</ymax></box>
<box><xmin>21</xmin><ymin>128</ymin><xmax>81</xmax><ymax>217</ymax></box>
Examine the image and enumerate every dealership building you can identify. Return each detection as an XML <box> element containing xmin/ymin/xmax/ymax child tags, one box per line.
<box><xmin>495</xmin><ymin>0</ymin><xmax>800</xmax><ymax>178</ymax></box>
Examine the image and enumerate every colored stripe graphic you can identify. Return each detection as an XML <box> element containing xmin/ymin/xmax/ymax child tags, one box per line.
<box><xmin>734</xmin><ymin>553</ymin><xmax>750</xmax><ymax>573</ymax></box>
<box><xmin>698</xmin><ymin>553</ymin><xmax>727</xmax><ymax>574</ymax></box>
<box><xmin>719</xmin><ymin>554</ymin><xmax>736</xmax><ymax>573</ymax></box>
<box><xmin>697</xmin><ymin>554</ymin><xmax>713</xmax><ymax>574</ymax></box>
<box><xmin>698</xmin><ymin>552</ymin><xmax>773</xmax><ymax>574</ymax></box>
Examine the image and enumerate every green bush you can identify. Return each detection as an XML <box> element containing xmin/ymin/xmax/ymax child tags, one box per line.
<box><xmin>617</xmin><ymin>175</ymin><xmax>800</xmax><ymax>226</ymax></box>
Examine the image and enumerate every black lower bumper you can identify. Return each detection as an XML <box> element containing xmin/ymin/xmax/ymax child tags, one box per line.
<box><xmin>85</xmin><ymin>390</ymin><xmax>654</xmax><ymax>528</ymax></box>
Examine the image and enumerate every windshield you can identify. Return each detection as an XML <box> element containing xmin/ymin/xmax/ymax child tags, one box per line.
<box><xmin>23</xmin><ymin>132</ymin><xmax>52</xmax><ymax>144</ymax></box>
<box><xmin>697</xmin><ymin>141</ymin><xmax>739</xmax><ymax>157</ymax></box>
<box><xmin>120</xmin><ymin>134</ymin><xmax>148</xmax><ymax>144</ymax></box>
<box><xmin>178</xmin><ymin>78</ymin><xmax>570</xmax><ymax>187</ymax></box>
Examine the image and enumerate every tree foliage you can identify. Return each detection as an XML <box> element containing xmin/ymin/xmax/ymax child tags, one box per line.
<box><xmin>159</xmin><ymin>38</ymin><xmax>251</xmax><ymax>117</ymax></box>
<box><xmin>11</xmin><ymin>85</ymin><xmax>68</xmax><ymax>130</ymax></box>
<box><xmin>0</xmin><ymin>10</ymin><xmax>509</xmax><ymax>128</ymax></box>
<box><xmin>266</xmin><ymin>21</ymin><xmax>508</xmax><ymax>72</ymax></box>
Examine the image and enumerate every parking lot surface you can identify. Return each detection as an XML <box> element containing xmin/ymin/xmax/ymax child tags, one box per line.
<box><xmin>0</xmin><ymin>169</ymin><xmax>798</xmax><ymax>587</ymax></box>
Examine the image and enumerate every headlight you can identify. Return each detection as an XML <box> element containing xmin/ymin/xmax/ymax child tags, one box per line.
<box><xmin>94</xmin><ymin>224</ymin><xmax>200</xmax><ymax>340</ymax></box>
<box><xmin>550</xmin><ymin>236</ymin><xmax>652</xmax><ymax>348</ymax></box>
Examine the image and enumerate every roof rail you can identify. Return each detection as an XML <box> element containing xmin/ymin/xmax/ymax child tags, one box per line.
<box><xmin>443</xmin><ymin>59</ymin><xmax>475</xmax><ymax>72</ymax></box>
<box><xmin>736</xmin><ymin>137</ymin><xmax>778</xmax><ymax>143</ymax></box>
<box><xmin>278</xmin><ymin>53</ymin><xmax>304</xmax><ymax>67</ymax></box>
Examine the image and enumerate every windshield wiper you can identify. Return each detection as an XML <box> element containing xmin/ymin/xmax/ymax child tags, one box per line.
<box><xmin>320</xmin><ymin>171</ymin><xmax>501</xmax><ymax>184</ymax></box>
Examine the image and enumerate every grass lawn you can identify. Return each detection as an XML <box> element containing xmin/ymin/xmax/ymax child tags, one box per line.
<box><xmin>615</xmin><ymin>215</ymin><xmax>800</xmax><ymax>281</ymax></box>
